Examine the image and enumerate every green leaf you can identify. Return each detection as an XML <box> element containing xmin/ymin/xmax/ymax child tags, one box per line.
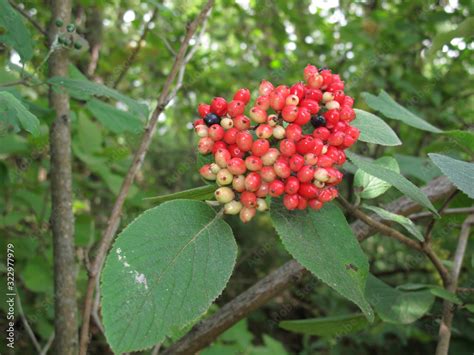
<box><xmin>362</xmin><ymin>90</ymin><xmax>442</xmax><ymax>133</ymax></box>
<box><xmin>352</xmin><ymin>109</ymin><xmax>401</xmax><ymax>146</ymax></box>
<box><xmin>361</xmin><ymin>205</ymin><xmax>424</xmax><ymax>241</ymax></box>
<box><xmin>48</xmin><ymin>77</ymin><xmax>149</xmax><ymax>118</ymax></box>
<box><xmin>425</xmin><ymin>17</ymin><xmax>474</xmax><ymax>61</ymax></box>
<box><xmin>101</xmin><ymin>200</ymin><xmax>237</xmax><ymax>353</ymax></box>
<box><xmin>0</xmin><ymin>91</ymin><xmax>40</xmax><ymax>135</ymax></box>
<box><xmin>144</xmin><ymin>185</ymin><xmax>217</xmax><ymax>203</ymax></box>
<box><xmin>429</xmin><ymin>287</ymin><xmax>462</xmax><ymax>305</ymax></box>
<box><xmin>22</xmin><ymin>256</ymin><xmax>53</xmax><ymax>293</ymax></box>
<box><xmin>466</xmin><ymin>304</ymin><xmax>474</xmax><ymax>313</ymax></box>
<box><xmin>347</xmin><ymin>151</ymin><xmax>437</xmax><ymax>214</ymax></box>
<box><xmin>395</xmin><ymin>154</ymin><xmax>441</xmax><ymax>183</ymax></box>
<box><xmin>428</xmin><ymin>154</ymin><xmax>474</xmax><ymax>199</ymax></box>
<box><xmin>0</xmin><ymin>0</ymin><xmax>34</xmax><ymax>62</ymax></box>
<box><xmin>279</xmin><ymin>313</ymin><xmax>369</xmax><ymax>337</ymax></box>
<box><xmin>0</xmin><ymin>134</ymin><xmax>28</xmax><ymax>154</ymax></box>
<box><xmin>354</xmin><ymin>156</ymin><xmax>400</xmax><ymax>199</ymax></box>
<box><xmin>86</xmin><ymin>99</ymin><xmax>144</xmax><ymax>134</ymax></box>
<box><xmin>271</xmin><ymin>201</ymin><xmax>374</xmax><ymax>321</ymax></box>
<box><xmin>365</xmin><ymin>275</ymin><xmax>434</xmax><ymax>324</ymax></box>
<box><xmin>77</xmin><ymin>113</ymin><xmax>102</xmax><ymax>154</ymax></box>
<box><xmin>444</xmin><ymin>130</ymin><xmax>474</xmax><ymax>153</ymax></box>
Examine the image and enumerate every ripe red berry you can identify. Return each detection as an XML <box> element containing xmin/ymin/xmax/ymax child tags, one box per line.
<box><xmin>227</xmin><ymin>157</ymin><xmax>246</xmax><ymax>175</ymax></box>
<box><xmin>328</xmin><ymin>131</ymin><xmax>344</xmax><ymax>146</ymax></box>
<box><xmin>275</xmin><ymin>85</ymin><xmax>290</xmax><ymax>98</ymax></box>
<box><xmin>293</xmin><ymin>107</ymin><xmax>311</xmax><ymax>125</ymax></box>
<box><xmin>259</xmin><ymin>80</ymin><xmax>274</xmax><ymax>96</ymax></box>
<box><xmin>290</xmin><ymin>82</ymin><xmax>305</xmax><ymax>100</ymax></box>
<box><xmin>283</xmin><ymin>194</ymin><xmax>299</xmax><ymax>210</ymax></box>
<box><xmin>241</xmin><ymin>191</ymin><xmax>257</xmax><ymax>208</ymax></box>
<box><xmin>346</xmin><ymin>126</ymin><xmax>360</xmax><ymax>139</ymax></box>
<box><xmin>236</xmin><ymin>131</ymin><xmax>253</xmax><ymax>152</ymax></box>
<box><xmin>228</xmin><ymin>144</ymin><xmax>244</xmax><ymax>159</ymax></box>
<box><xmin>343</xmin><ymin>135</ymin><xmax>356</xmax><ymax>148</ymax></box>
<box><xmin>212</xmin><ymin>141</ymin><xmax>227</xmax><ymax>154</ymax></box>
<box><xmin>251</xmin><ymin>138</ymin><xmax>270</xmax><ymax>157</ymax></box>
<box><xmin>309</xmin><ymin>198</ymin><xmax>323</xmax><ymax>210</ymax></box>
<box><xmin>269</xmin><ymin>91</ymin><xmax>286</xmax><ymax>111</ymax></box>
<box><xmin>318</xmin><ymin>188</ymin><xmax>335</xmax><ymax>202</ymax></box>
<box><xmin>210</xmin><ymin>97</ymin><xmax>227</xmax><ymax>116</ymax></box>
<box><xmin>298</xmin><ymin>183</ymin><xmax>318</xmax><ymax>199</ymax></box>
<box><xmin>305</xmin><ymin>88</ymin><xmax>322</xmax><ymax>102</ymax></box>
<box><xmin>343</xmin><ymin>96</ymin><xmax>354</xmax><ymax>107</ymax></box>
<box><xmin>261</xmin><ymin>166</ymin><xmax>276</xmax><ymax>182</ymax></box>
<box><xmin>303</xmin><ymin>64</ymin><xmax>318</xmax><ymax>81</ymax></box>
<box><xmin>300</xmin><ymin>99</ymin><xmax>320</xmax><ymax>114</ymax></box>
<box><xmin>324</xmin><ymin>109</ymin><xmax>340</xmax><ymax>128</ymax></box>
<box><xmin>285</xmin><ymin>124</ymin><xmax>303</xmax><ymax>142</ymax></box>
<box><xmin>227</xmin><ymin>100</ymin><xmax>246</xmax><ymax>117</ymax></box>
<box><xmin>224</xmin><ymin>127</ymin><xmax>239</xmax><ymax>144</ymax></box>
<box><xmin>249</xmin><ymin>107</ymin><xmax>268</xmax><ymax>123</ymax></box>
<box><xmin>281</xmin><ymin>105</ymin><xmax>299</xmax><ymax>123</ymax></box>
<box><xmin>289</xmin><ymin>154</ymin><xmax>305</xmax><ymax>172</ymax></box>
<box><xmin>313</xmin><ymin>127</ymin><xmax>330</xmax><ymax>141</ymax></box>
<box><xmin>209</xmin><ymin>124</ymin><xmax>225</xmax><ymax>141</ymax></box>
<box><xmin>273</xmin><ymin>159</ymin><xmax>291</xmax><ymax>178</ymax></box>
<box><xmin>245</xmin><ymin>172</ymin><xmax>262</xmax><ymax>192</ymax></box>
<box><xmin>198</xmin><ymin>103</ymin><xmax>211</xmax><ymax>118</ymax></box>
<box><xmin>297</xmin><ymin>195</ymin><xmax>308</xmax><ymax>210</ymax></box>
<box><xmin>318</xmin><ymin>155</ymin><xmax>334</xmax><ymax>168</ymax></box>
<box><xmin>320</xmin><ymin>70</ymin><xmax>333</xmax><ymax>88</ymax></box>
<box><xmin>312</xmin><ymin>138</ymin><xmax>324</xmax><ymax>155</ymax></box>
<box><xmin>279</xmin><ymin>139</ymin><xmax>296</xmax><ymax>156</ymax></box>
<box><xmin>256</xmin><ymin>95</ymin><xmax>270</xmax><ymax>110</ymax></box>
<box><xmin>256</xmin><ymin>124</ymin><xmax>273</xmax><ymax>139</ymax></box>
<box><xmin>297</xmin><ymin>165</ymin><xmax>315</xmax><ymax>183</ymax></box>
<box><xmin>245</xmin><ymin>155</ymin><xmax>263</xmax><ymax>171</ymax></box>
<box><xmin>198</xmin><ymin>137</ymin><xmax>214</xmax><ymax>155</ymax></box>
<box><xmin>269</xmin><ymin>179</ymin><xmax>285</xmax><ymax>197</ymax></box>
<box><xmin>240</xmin><ymin>207</ymin><xmax>256</xmax><ymax>223</ymax></box>
<box><xmin>285</xmin><ymin>176</ymin><xmax>300</xmax><ymax>195</ymax></box>
<box><xmin>296</xmin><ymin>136</ymin><xmax>315</xmax><ymax>155</ymax></box>
<box><xmin>234</xmin><ymin>115</ymin><xmax>251</xmax><ymax>130</ymax></box>
<box><xmin>233</xmin><ymin>88</ymin><xmax>251</xmax><ymax>104</ymax></box>
<box><xmin>256</xmin><ymin>182</ymin><xmax>269</xmax><ymax>198</ymax></box>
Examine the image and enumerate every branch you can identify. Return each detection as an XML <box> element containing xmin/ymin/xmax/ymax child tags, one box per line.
<box><xmin>112</xmin><ymin>8</ymin><xmax>158</xmax><ymax>88</ymax></box>
<box><xmin>15</xmin><ymin>293</ymin><xmax>42</xmax><ymax>354</ymax></box>
<box><xmin>409</xmin><ymin>207</ymin><xmax>474</xmax><ymax>220</ymax></box>
<box><xmin>162</xmin><ymin>176</ymin><xmax>455</xmax><ymax>354</ymax></box>
<box><xmin>436</xmin><ymin>214</ymin><xmax>474</xmax><ymax>355</ymax></box>
<box><xmin>78</xmin><ymin>2</ymin><xmax>215</xmax><ymax>354</ymax></box>
<box><xmin>9</xmin><ymin>0</ymin><xmax>47</xmax><ymax>36</ymax></box>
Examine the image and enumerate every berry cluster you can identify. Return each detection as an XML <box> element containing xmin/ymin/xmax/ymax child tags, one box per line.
<box><xmin>193</xmin><ymin>65</ymin><xmax>359</xmax><ymax>223</ymax></box>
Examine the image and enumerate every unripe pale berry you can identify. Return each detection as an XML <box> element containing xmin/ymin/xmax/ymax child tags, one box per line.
<box><xmin>198</xmin><ymin>137</ymin><xmax>214</xmax><ymax>154</ymax></box>
<box><xmin>216</xmin><ymin>169</ymin><xmax>233</xmax><ymax>186</ymax></box>
<box><xmin>224</xmin><ymin>200</ymin><xmax>243</xmax><ymax>215</ymax></box>
<box><xmin>241</xmin><ymin>191</ymin><xmax>257</xmax><ymax>208</ymax></box>
<box><xmin>251</xmin><ymin>139</ymin><xmax>270</xmax><ymax>156</ymax></box>
<box><xmin>256</xmin><ymin>124</ymin><xmax>273</xmax><ymax>139</ymax></box>
<box><xmin>215</xmin><ymin>148</ymin><xmax>231</xmax><ymax>168</ymax></box>
<box><xmin>325</xmin><ymin>100</ymin><xmax>340</xmax><ymax>111</ymax></box>
<box><xmin>314</xmin><ymin>180</ymin><xmax>325</xmax><ymax>188</ymax></box>
<box><xmin>240</xmin><ymin>207</ymin><xmax>256</xmax><ymax>223</ymax></box>
<box><xmin>272</xmin><ymin>125</ymin><xmax>286</xmax><ymax>140</ymax></box>
<box><xmin>285</xmin><ymin>94</ymin><xmax>299</xmax><ymax>106</ymax></box>
<box><xmin>227</xmin><ymin>157</ymin><xmax>246</xmax><ymax>175</ymax></box>
<box><xmin>283</xmin><ymin>194</ymin><xmax>299</xmax><ymax>210</ymax></box>
<box><xmin>269</xmin><ymin>179</ymin><xmax>285</xmax><ymax>197</ymax></box>
<box><xmin>322</xmin><ymin>91</ymin><xmax>335</xmax><ymax>103</ymax></box>
<box><xmin>261</xmin><ymin>166</ymin><xmax>276</xmax><ymax>182</ymax></box>
<box><xmin>304</xmin><ymin>153</ymin><xmax>318</xmax><ymax>165</ymax></box>
<box><xmin>232</xmin><ymin>175</ymin><xmax>245</xmax><ymax>192</ymax></box>
<box><xmin>249</xmin><ymin>107</ymin><xmax>267</xmax><ymax>124</ymax></box>
<box><xmin>308</xmin><ymin>74</ymin><xmax>323</xmax><ymax>88</ymax></box>
<box><xmin>195</xmin><ymin>124</ymin><xmax>209</xmax><ymax>137</ymax></box>
<box><xmin>199</xmin><ymin>164</ymin><xmax>216</xmax><ymax>180</ymax></box>
<box><xmin>267</xmin><ymin>114</ymin><xmax>279</xmax><ymax>127</ymax></box>
<box><xmin>314</xmin><ymin>167</ymin><xmax>329</xmax><ymax>182</ymax></box>
<box><xmin>262</xmin><ymin>148</ymin><xmax>280</xmax><ymax>166</ymax></box>
<box><xmin>273</xmin><ymin>159</ymin><xmax>291</xmax><ymax>178</ymax></box>
<box><xmin>210</xmin><ymin>163</ymin><xmax>221</xmax><ymax>174</ymax></box>
<box><xmin>321</xmin><ymin>145</ymin><xmax>329</xmax><ymax>155</ymax></box>
<box><xmin>215</xmin><ymin>187</ymin><xmax>235</xmax><ymax>203</ymax></box>
<box><xmin>220</xmin><ymin>117</ymin><xmax>234</xmax><ymax>130</ymax></box>
<box><xmin>245</xmin><ymin>155</ymin><xmax>263</xmax><ymax>171</ymax></box>
<box><xmin>256</xmin><ymin>198</ymin><xmax>268</xmax><ymax>211</ymax></box>
<box><xmin>209</xmin><ymin>124</ymin><xmax>225</xmax><ymax>141</ymax></box>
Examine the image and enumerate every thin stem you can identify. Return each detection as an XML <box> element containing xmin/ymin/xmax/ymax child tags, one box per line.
<box><xmin>409</xmin><ymin>207</ymin><xmax>474</xmax><ymax>220</ymax></box>
<box><xmin>425</xmin><ymin>190</ymin><xmax>458</xmax><ymax>244</ymax></box>
<box><xmin>435</xmin><ymin>214</ymin><xmax>474</xmax><ymax>355</ymax></box>
<box><xmin>15</xmin><ymin>292</ymin><xmax>42</xmax><ymax>354</ymax></box>
<box><xmin>9</xmin><ymin>0</ymin><xmax>47</xmax><ymax>36</ymax></box>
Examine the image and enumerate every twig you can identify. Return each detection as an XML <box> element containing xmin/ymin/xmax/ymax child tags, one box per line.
<box><xmin>8</xmin><ymin>0</ymin><xmax>47</xmax><ymax>36</ymax></box>
<box><xmin>409</xmin><ymin>207</ymin><xmax>474</xmax><ymax>220</ymax></box>
<box><xmin>161</xmin><ymin>176</ymin><xmax>455</xmax><ymax>354</ymax></box>
<box><xmin>435</xmin><ymin>214</ymin><xmax>474</xmax><ymax>355</ymax></box>
<box><xmin>78</xmin><ymin>2</ymin><xmax>215</xmax><ymax>354</ymax></box>
<box><xmin>40</xmin><ymin>332</ymin><xmax>55</xmax><ymax>355</ymax></box>
<box><xmin>0</xmin><ymin>79</ymin><xmax>29</xmax><ymax>88</ymax></box>
<box><xmin>112</xmin><ymin>8</ymin><xmax>158</xmax><ymax>88</ymax></box>
<box><xmin>15</xmin><ymin>292</ymin><xmax>42</xmax><ymax>354</ymax></box>
<box><xmin>425</xmin><ymin>190</ymin><xmax>458</xmax><ymax>244</ymax></box>
<box><xmin>457</xmin><ymin>287</ymin><xmax>474</xmax><ymax>294</ymax></box>
<box><xmin>151</xmin><ymin>343</ymin><xmax>161</xmax><ymax>355</ymax></box>
<box><xmin>159</xmin><ymin>34</ymin><xmax>177</xmax><ymax>56</ymax></box>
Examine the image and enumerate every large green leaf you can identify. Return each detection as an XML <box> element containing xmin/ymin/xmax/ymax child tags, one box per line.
<box><xmin>144</xmin><ymin>184</ymin><xmax>217</xmax><ymax>203</ymax></box>
<box><xmin>361</xmin><ymin>205</ymin><xmax>424</xmax><ymax>241</ymax></box>
<box><xmin>0</xmin><ymin>0</ymin><xmax>34</xmax><ymax>62</ymax></box>
<box><xmin>428</xmin><ymin>154</ymin><xmax>474</xmax><ymax>199</ymax></box>
<box><xmin>101</xmin><ymin>200</ymin><xmax>237</xmax><ymax>353</ymax></box>
<box><xmin>86</xmin><ymin>99</ymin><xmax>144</xmax><ymax>134</ymax></box>
<box><xmin>362</xmin><ymin>90</ymin><xmax>442</xmax><ymax>133</ymax></box>
<box><xmin>354</xmin><ymin>156</ymin><xmax>400</xmax><ymax>199</ymax></box>
<box><xmin>395</xmin><ymin>154</ymin><xmax>441</xmax><ymax>183</ymax></box>
<box><xmin>346</xmin><ymin>151</ymin><xmax>437</xmax><ymax>214</ymax></box>
<box><xmin>365</xmin><ymin>276</ymin><xmax>434</xmax><ymax>324</ymax></box>
<box><xmin>352</xmin><ymin>109</ymin><xmax>401</xmax><ymax>146</ymax></box>
<box><xmin>0</xmin><ymin>91</ymin><xmax>39</xmax><ymax>135</ymax></box>
<box><xmin>271</xmin><ymin>201</ymin><xmax>374</xmax><ymax>321</ymax></box>
<box><xmin>48</xmin><ymin>77</ymin><xmax>149</xmax><ymax>118</ymax></box>
<box><xmin>280</xmin><ymin>314</ymin><xmax>369</xmax><ymax>337</ymax></box>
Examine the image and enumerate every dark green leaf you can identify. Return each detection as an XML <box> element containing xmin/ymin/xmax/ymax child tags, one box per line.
<box><xmin>352</xmin><ymin>109</ymin><xmax>401</xmax><ymax>146</ymax></box>
<box><xmin>0</xmin><ymin>0</ymin><xmax>33</xmax><ymax>62</ymax></box>
<box><xmin>280</xmin><ymin>314</ymin><xmax>369</xmax><ymax>337</ymax></box>
<box><xmin>0</xmin><ymin>91</ymin><xmax>39</xmax><ymax>135</ymax></box>
<box><xmin>86</xmin><ymin>99</ymin><xmax>144</xmax><ymax>134</ymax></box>
<box><xmin>144</xmin><ymin>185</ymin><xmax>217</xmax><ymax>203</ymax></box>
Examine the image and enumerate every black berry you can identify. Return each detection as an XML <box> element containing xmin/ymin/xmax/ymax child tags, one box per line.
<box><xmin>311</xmin><ymin>115</ymin><xmax>326</xmax><ymax>128</ymax></box>
<box><xmin>204</xmin><ymin>113</ymin><xmax>221</xmax><ymax>127</ymax></box>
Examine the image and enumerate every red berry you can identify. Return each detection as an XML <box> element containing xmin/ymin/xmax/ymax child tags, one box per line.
<box><xmin>249</xmin><ymin>106</ymin><xmax>268</xmax><ymax>123</ymax></box>
<box><xmin>343</xmin><ymin>96</ymin><xmax>354</xmax><ymax>107</ymax></box>
<box><xmin>312</xmin><ymin>138</ymin><xmax>324</xmax><ymax>155</ymax></box>
<box><xmin>234</xmin><ymin>115</ymin><xmax>251</xmax><ymax>130</ymax></box>
<box><xmin>227</xmin><ymin>100</ymin><xmax>246</xmax><ymax>117</ymax></box>
<box><xmin>236</xmin><ymin>131</ymin><xmax>253</xmax><ymax>152</ymax></box>
<box><xmin>262</xmin><ymin>148</ymin><xmax>280</xmax><ymax>165</ymax></box>
<box><xmin>208</xmin><ymin>124</ymin><xmax>225</xmax><ymax>141</ymax></box>
<box><xmin>320</xmin><ymin>70</ymin><xmax>333</xmax><ymax>87</ymax></box>
<box><xmin>199</xmin><ymin>164</ymin><xmax>216</xmax><ymax>180</ymax></box>
<box><xmin>256</xmin><ymin>124</ymin><xmax>273</xmax><ymax>139</ymax></box>
<box><xmin>289</xmin><ymin>154</ymin><xmax>305</xmax><ymax>172</ymax></box>
<box><xmin>297</xmin><ymin>165</ymin><xmax>315</xmax><ymax>182</ymax></box>
<box><xmin>313</xmin><ymin>127</ymin><xmax>330</xmax><ymax>141</ymax></box>
<box><xmin>279</xmin><ymin>139</ymin><xmax>296</xmax><ymax>156</ymax></box>
<box><xmin>198</xmin><ymin>103</ymin><xmax>211</xmax><ymax>118</ymax></box>
<box><xmin>245</xmin><ymin>155</ymin><xmax>263</xmax><ymax>171</ymax></box>
<box><xmin>318</xmin><ymin>155</ymin><xmax>334</xmax><ymax>168</ymax></box>
<box><xmin>259</xmin><ymin>80</ymin><xmax>274</xmax><ymax>96</ymax></box>
<box><xmin>257</xmin><ymin>183</ymin><xmax>269</xmax><ymax>198</ymax></box>
<box><xmin>298</xmin><ymin>183</ymin><xmax>318</xmax><ymax>199</ymax></box>
<box><xmin>308</xmin><ymin>74</ymin><xmax>324</xmax><ymax>88</ymax></box>
<box><xmin>269</xmin><ymin>180</ymin><xmax>285</xmax><ymax>197</ymax></box>
<box><xmin>324</xmin><ymin>110</ymin><xmax>340</xmax><ymax>128</ymax></box>
<box><xmin>309</xmin><ymin>199</ymin><xmax>323</xmax><ymax>210</ymax></box>
<box><xmin>343</xmin><ymin>135</ymin><xmax>356</xmax><ymax>148</ymax></box>
<box><xmin>224</xmin><ymin>127</ymin><xmax>239</xmax><ymax>145</ymax></box>
<box><xmin>300</xmin><ymin>99</ymin><xmax>319</xmax><ymax>114</ymax></box>
<box><xmin>290</xmin><ymin>82</ymin><xmax>305</xmax><ymax>100</ymax></box>
<box><xmin>228</xmin><ymin>144</ymin><xmax>244</xmax><ymax>159</ymax></box>
<box><xmin>211</xmin><ymin>141</ymin><xmax>227</xmax><ymax>154</ymax></box>
<box><xmin>251</xmin><ymin>138</ymin><xmax>270</xmax><ymax>156</ymax></box>
<box><xmin>328</xmin><ymin>131</ymin><xmax>344</xmax><ymax>146</ymax></box>
<box><xmin>319</xmin><ymin>188</ymin><xmax>335</xmax><ymax>202</ymax></box>
<box><xmin>256</xmin><ymin>95</ymin><xmax>270</xmax><ymax>110</ymax></box>
<box><xmin>227</xmin><ymin>157</ymin><xmax>246</xmax><ymax>175</ymax></box>
<box><xmin>261</xmin><ymin>166</ymin><xmax>276</xmax><ymax>182</ymax></box>
<box><xmin>269</xmin><ymin>91</ymin><xmax>286</xmax><ymax>111</ymax></box>
<box><xmin>240</xmin><ymin>207</ymin><xmax>256</xmax><ymax>223</ymax></box>
<box><xmin>296</xmin><ymin>136</ymin><xmax>315</xmax><ymax>155</ymax></box>
<box><xmin>241</xmin><ymin>191</ymin><xmax>257</xmax><ymax>208</ymax></box>
<box><xmin>198</xmin><ymin>137</ymin><xmax>214</xmax><ymax>154</ymax></box>
<box><xmin>285</xmin><ymin>176</ymin><xmax>300</xmax><ymax>195</ymax></box>
<box><xmin>210</xmin><ymin>97</ymin><xmax>227</xmax><ymax>116</ymax></box>
<box><xmin>303</xmin><ymin>64</ymin><xmax>318</xmax><ymax>81</ymax></box>
<box><xmin>328</xmin><ymin>81</ymin><xmax>344</xmax><ymax>92</ymax></box>
<box><xmin>297</xmin><ymin>195</ymin><xmax>308</xmax><ymax>210</ymax></box>
<box><xmin>281</xmin><ymin>105</ymin><xmax>299</xmax><ymax>122</ymax></box>
<box><xmin>285</xmin><ymin>124</ymin><xmax>302</xmax><ymax>142</ymax></box>
<box><xmin>245</xmin><ymin>172</ymin><xmax>262</xmax><ymax>192</ymax></box>
<box><xmin>283</xmin><ymin>194</ymin><xmax>299</xmax><ymax>210</ymax></box>
<box><xmin>293</xmin><ymin>107</ymin><xmax>311</xmax><ymax>125</ymax></box>
<box><xmin>233</xmin><ymin>88</ymin><xmax>251</xmax><ymax>104</ymax></box>
<box><xmin>333</xmin><ymin>90</ymin><xmax>345</xmax><ymax>104</ymax></box>
<box><xmin>305</xmin><ymin>88</ymin><xmax>323</xmax><ymax>102</ymax></box>
<box><xmin>275</xmin><ymin>85</ymin><xmax>290</xmax><ymax>98</ymax></box>
<box><xmin>273</xmin><ymin>159</ymin><xmax>291</xmax><ymax>178</ymax></box>
<box><xmin>194</xmin><ymin>118</ymin><xmax>205</xmax><ymax>127</ymax></box>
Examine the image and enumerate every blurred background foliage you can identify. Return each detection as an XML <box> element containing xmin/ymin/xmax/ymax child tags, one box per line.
<box><xmin>0</xmin><ymin>0</ymin><xmax>473</xmax><ymax>353</ymax></box>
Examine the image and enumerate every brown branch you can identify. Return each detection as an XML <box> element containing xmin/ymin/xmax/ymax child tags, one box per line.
<box><xmin>47</xmin><ymin>0</ymin><xmax>77</xmax><ymax>353</ymax></box>
<box><xmin>408</xmin><ymin>207</ymin><xmax>474</xmax><ymax>220</ymax></box>
<box><xmin>436</xmin><ymin>214</ymin><xmax>474</xmax><ymax>355</ymax></box>
<box><xmin>162</xmin><ymin>176</ymin><xmax>455</xmax><ymax>354</ymax></box>
<box><xmin>9</xmin><ymin>0</ymin><xmax>47</xmax><ymax>36</ymax></box>
<box><xmin>112</xmin><ymin>8</ymin><xmax>158</xmax><ymax>88</ymax></box>
<box><xmin>425</xmin><ymin>190</ymin><xmax>458</xmax><ymax>244</ymax></box>
<box><xmin>78</xmin><ymin>2</ymin><xmax>215</xmax><ymax>354</ymax></box>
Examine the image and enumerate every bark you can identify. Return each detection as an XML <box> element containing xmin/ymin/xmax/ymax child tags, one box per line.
<box><xmin>48</xmin><ymin>0</ymin><xmax>78</xmax><ymax>354</ymax></box>
<box><xmin>162</xmin><ymin>176</ymin><xmax>455</xmax><ymax>355</ymax></box>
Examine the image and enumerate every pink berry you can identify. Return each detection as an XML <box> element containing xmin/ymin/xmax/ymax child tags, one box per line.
<box><xmin>245</xmin><ymin>172</ymin><xmax>262</xmax><ymax>192</ymax></box>
<box><xmin>199</xmin><ymin>164</ymin><xmax>216</xmax><ymax>180</ymax></box>
<box><xmin>261</xmin><ymin>166</ymin><xmax>277</xmax><ymax>182</ymax></box>
<box><xmin>215</xmin><ymin>148</ymin><xmax>231</xmax><ymax>168</ymax></box>
<box><xmin>239</xmin><ymin>207</ymin><xmax>256</xmax><ymax>223</ymax></box>
<box><xmin>285</xmin><ymin>94</ymin><xmax>300</xmax><ymax>106</ymax></box>
<box><xmin>303</xmin><ymin>64</ymin><xmax>318</xmax><ymax>81</ymax></box>
<box><xmin>256</xmin><ymin>124</ymin><xmax>273</xmax><ymax>139</ymax></box>
<box><xmin>234</xmin><ymin>115</ymin><xmax>251</xmax><ymax>130</ymax></box>
<box><xmin>305</xmin><ymin>88</ymin><xmax>322</xmax><ymax>102</ymax></box>
<box><xmin>245</xmin><ymin>155</ymin><xmax>263</xmax><ymax>171</ymax></box>
<box><xmin>328</xmin><ymin>131</ymin><xmax>344</xmax><ymax>146</ymax></box>
<box><xmin>208</xmin><ymin>124</ymin><xmax>225</xmax><ymax>141</ymax></box>
<box><xmin>318</xmin><ymin>155</ymin><xmax>334</xmax><ymax>168</ymax></box>
<box><xmin>236</xmin><ymin>131</ymin><xmax>253</xmax><ymax>152</ymax></box>
<box><xmin>249</xmin><ymin>107</ymin><xmax>268</xmax><ymax>124</ymax></box>
<box><xmin>198</xmin><ymin>137</ymin><xmax>214</xmax><ymax>154</ymax></box>
<box><xmin>259</xmin><ymin>80</ymin><xmax>274</xmax><ymax>96</ymax></box>
<box><xmin>256</xmin><ymin>95</ymin><xmax>270</xmax><ymax>110</ymax></box>
<box><xmin>261</xmin><ymin>148</ymin><xmax>280</xmax><ymax>165</ymax></box>
<box><xmin>256</xmin><ymin>182</ymin><xmax>269</xmax><ymax>198</ymax></box>
<box><xmin>195</xmin><ymin>124</ymin><xmax>208</xmax><ymax>138</ymax></box>
<box><xmin>308</xmin><ymin>74</ymin><xmax>323</xmax><ymax>88</ymax></box>
<box><xmin>227</xmin><ymin>157</ymin><xmax>246</xmax><ymax>175</ymax></box>
<box><xmin>297</xmin><ymin>195</ymin><xmax>308</xmax><ymax>210</ymax></box>
<box><xmin>251</xmin><ymin>139</ymin><xmax>270</xmax><ymax>156</ymax></box>
<box><xmin>212</xmin><ymin>141</ymin><xmax>227</xmax><ymax>154</ymax></box>
<box><xmin>304</xmin><ymin>153</ymin><xmax>318</xmax><ymax>166</ymax></box>
<box><xmin>273</xmin><ymin>159</ymin><xmax>291</xmax><ymax>178</ymax></box>
<box><xmin>324</xmin><ymin>110</ymin><xmax>340</xmax><ymax>128</ymax></box>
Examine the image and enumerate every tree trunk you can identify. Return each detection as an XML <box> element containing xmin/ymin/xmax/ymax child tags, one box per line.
<box><xmin>48</xmin><ymin>0</ymin><xmax>78</xmax><ymax>353</ymax></box>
